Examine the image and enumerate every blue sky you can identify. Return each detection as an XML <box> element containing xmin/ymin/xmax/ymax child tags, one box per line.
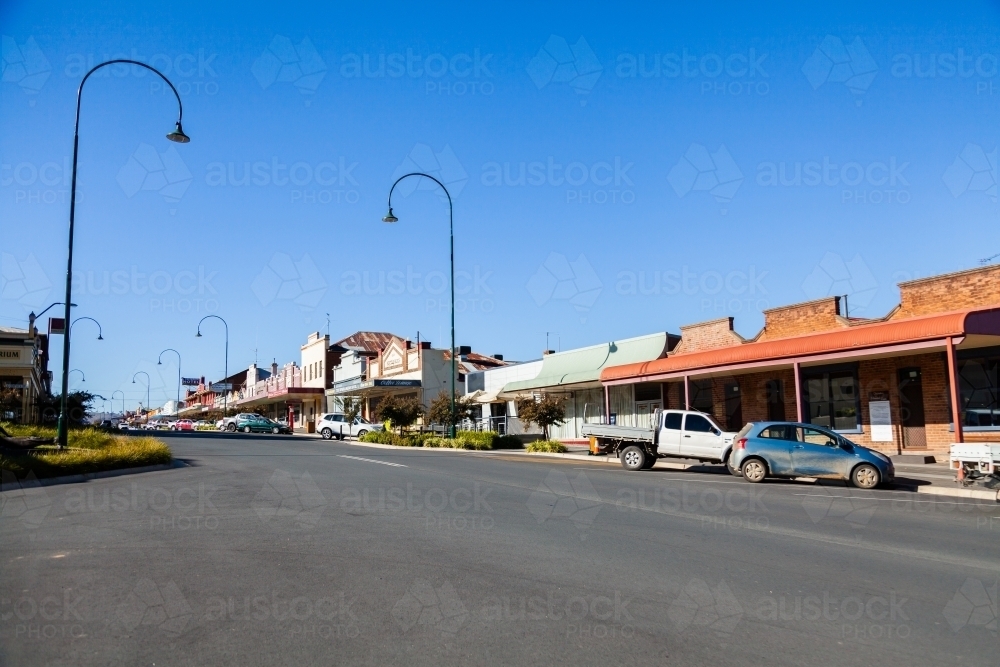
<box><xmin>2</xmin><ymin>1</ymin><xmax>999</xmax><ymax>411</ymax></box>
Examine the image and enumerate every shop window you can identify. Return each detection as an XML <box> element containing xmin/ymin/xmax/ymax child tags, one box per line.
<box><xmin>958</xmin><ymin>347</ymin><xmax>1000</xmax><ymax>428</ymax></box>
<box><xmin>634</xmin><ymin>382</ymin><xmax>662</xmax><ymax>402</ymax></box>
<box><xmin>802</xmin><ymin>365</ymin><xmax>859</xmax><ymax>431</ymax></box>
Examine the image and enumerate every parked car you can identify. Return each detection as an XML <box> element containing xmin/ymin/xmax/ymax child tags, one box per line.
<box><xmin>235</xmin><ymin>415</ymin><xmax>291</xmax><ymax>434</ymax></box>
<box><xmin>220</xmin><ymin>413</ymin><xmax>263</xmax><ymax>432</ymax></box>
<box><xmin>581</xmin><ymin>409</ymin><xmax>737</xmax><ymax>471</ymax></box>
<box><xmin>173</xmin><ymin>419</ymin><xmax>194</xmax><ymax>431</ymax></box>
<box><xmin>316</xmin><ymin>413</ymin><xmax>383</xmax><ymax>440</ymax></box>
<box><xmin>730</xmin><ymin>422</ymin><xmax>894</xmax><ymax>489</ymax></box>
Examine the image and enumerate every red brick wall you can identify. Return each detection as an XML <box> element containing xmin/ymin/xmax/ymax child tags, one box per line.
<box><xmin>758</xmin><ymin>297</ymin><xmax>847</xmax><ymax>341</ymax></box>
<box><xmin>895</xmin><ymin>264</ymin><xmax>1000</xmax><ymax>318</ymax></box>
<box><xmin>673</xmin><ymin>318</ymin><xmax>743</xmax><ymax>354</ymax></box>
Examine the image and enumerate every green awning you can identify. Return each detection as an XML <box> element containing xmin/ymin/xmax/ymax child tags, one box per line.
<box><xmin>500</xmin><ymin>332</ymin><xmax>669</xmax><ymax>395</ymax></box>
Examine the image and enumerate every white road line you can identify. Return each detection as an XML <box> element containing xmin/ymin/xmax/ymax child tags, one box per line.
<box><xmin>338</xmin><ymin>455</ymin><xmax>407</xmax><ymax>468</ymax></box>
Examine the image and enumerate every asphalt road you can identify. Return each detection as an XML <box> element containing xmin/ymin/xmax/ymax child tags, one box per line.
<box><xmin>2</xmin><ymin>432</ymin><xmax>998</xmax><ymax>666</ymax></box>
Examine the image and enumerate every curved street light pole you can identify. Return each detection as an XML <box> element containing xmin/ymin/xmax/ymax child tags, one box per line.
<box><xmin>71</xmin><ymin>316</ymin><xmax>104</xmax><ymax>340</ymax></box>
<box><xmin>56</xmin><ymin>58</ymin><xmax>190</xmax><ymax>449</ymax></box>
<box><xmin>383</xmin><ymin>173</ymin><xmax>456</xmax><ymax>438</ymax></box>
<box><xmin>69</xmin><ymin>369</ymin><xmax>85</xmax><ymax>383</ymax></box>
<box><xmin>112</xmin><ymin>390</ymin><xmax>125</xmax><ymax>416</ymax></box>
<box><xmin>197</xmin><ymin>316</ymin><xmax>229</xmax><ymax>416</ymax></box>
<box><xmin>158</xmin><ymin>348</ymin><xmax>182</xmax><ymax>411</ymax></box>
<box><xmin>132</xmin><ymin>371</ymin><xmax>151</xmax><ymax>417</ymax></box>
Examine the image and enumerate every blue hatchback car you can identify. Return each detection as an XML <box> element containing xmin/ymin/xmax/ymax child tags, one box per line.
<box><xmin>730</xmin><ymin>422</ymin><xmax>894</xmax><ymax>489</ymax></box>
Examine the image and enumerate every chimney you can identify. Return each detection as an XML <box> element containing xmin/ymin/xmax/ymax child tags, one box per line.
<box><xmin>458</xmin><ymin>345</ymin><xmax>472</xmax><ymax>356</ymax></box>
<box><xmin>543</xmin><ymin>349</ymin><xmax>556</xmax><ymax>356</ymax></box>
<box><xmin>492</xmin><ymin>354</ymin><xmax>503</xmax><ymax>361</ymax></box>
<box><xmin>271</xmin><ymin>360</ymin><xmax>278</xmax><ymax>375</ymax></box>
<box><xmin>419</xmin><ymin>341</ymin><xmax>431</xmax><ymax>350</ymax></box>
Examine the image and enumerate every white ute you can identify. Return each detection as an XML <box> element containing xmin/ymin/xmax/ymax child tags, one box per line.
<box><xmin>581</xmin><ymin>409</ymin><xmax>738</xmax><ymax>472</ymax></box>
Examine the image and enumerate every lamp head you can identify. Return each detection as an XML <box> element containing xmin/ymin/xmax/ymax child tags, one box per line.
<box><xmin>196</xmin><ymin>330</ymin><xmax>202</xmax><ymax>338</ymax></box>
<box><xmin>382</xmin><ymin>207</ymin><xmax>398</xmax><ymax>223</ymax></box>
<box><xmin>97</xmin><ymin>334</ymin><xmax>104</xmax><ymax>341</ymax></box>
<box><xmin>166</xmin><ymin>121</ymin><xmax>190</xmax><ymax>144</ymax></box>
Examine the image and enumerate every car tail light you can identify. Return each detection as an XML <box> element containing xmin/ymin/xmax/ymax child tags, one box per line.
<box><xmin>736</xmin><ymin>438</ymin><xmax>747</xmax><ymax>449</ymax></box>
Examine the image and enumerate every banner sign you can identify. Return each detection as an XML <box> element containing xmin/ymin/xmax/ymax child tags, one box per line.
<box><xmin>210</xmin><ymin>383</ymin><xmax>233</xmax><ymax>392</ymax></box>
<box><xmin>48</xmin><ymin>318</ymin><xmax>65</xmax><ymax>335</ymax></box>
<box><xmin>181</xmin><ymin>377</ymin><xmax>201</xmax><ymax>386</ymax></box>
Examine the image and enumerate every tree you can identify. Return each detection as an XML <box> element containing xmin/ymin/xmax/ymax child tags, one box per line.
<box><xmin>0</xmin><ymin>387</ymin><xmax>22</xmax><ymax>422</ymax></box>
<box><xmin>427</xmin><ymin>390</ymin><xmax>477</xmax><ymax>431</ymax></box>
<box><xmin>515</xmin><ymin>395</ymin><xmax>565</xmax><ymax>440</ymax></box>
<box><xmin>35</xmin><ymin>391</ymin><xmax>95</xmax><ymax>426</ymax></box>
<box><xmin>341</xmin><ymin>395</ymin><xmax>364</xmax><ymax>425</ymax></box>
<box><xmin>373</xmin><ymin>395</ymin><xmax>424</xmax><ymax>434</ymax></box>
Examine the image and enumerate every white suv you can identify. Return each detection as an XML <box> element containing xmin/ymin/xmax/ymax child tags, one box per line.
<box><xmin>317</xmin><ymin>414</ymin><xmax>382</xmax><ymax>440</ymax></box>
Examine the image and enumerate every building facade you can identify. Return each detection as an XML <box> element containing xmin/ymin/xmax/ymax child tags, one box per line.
<box><xmin>600</xmin><ymin>265</ymin><xmax>1000</xmax><ymax>453</ymax></box>
<box><xmin>0</xmin><ymin>325</ymin><xmax>51</xmax><ymax>424</ymax></box>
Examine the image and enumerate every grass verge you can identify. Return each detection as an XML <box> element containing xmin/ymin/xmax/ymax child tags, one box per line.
<box><xmin>1</xmin><ymin>424</ymin><xmax>172</xmax><ymax>480</ymax></box>
<box><xmin>359</xmin><ymin>430</ymin><xmax>523</xmax><ymax>450</ymax></box>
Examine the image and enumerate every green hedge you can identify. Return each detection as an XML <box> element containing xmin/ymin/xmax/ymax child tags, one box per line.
<box><xmin>525</xmin><ymin>440</ymin><xmax>568</xmax><ymax>453</ymax></box>
<box><xmin>358</xmin><ymin>429</ymin><xmax>523</xmax><ymax>450</ymax></box>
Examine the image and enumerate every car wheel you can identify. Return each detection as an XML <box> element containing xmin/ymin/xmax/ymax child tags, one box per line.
<box><xmin>741</xmin><ymin>458</ymin><xmax>768</xmax><ymax>483</ymax></box>
<box><xmin>641</xmin><ymin>452</ymin><xmax>657</xmax><ymax>469</ymax></box>
<box><xmin>272</xmin><ymin>427</ymin><xmax>280</xmax><ymax>434</ymax></box>
<box><xmin>321</xmin><ymin>428</ymin><xmax>333</xmax><ymax>440</ymax></box>
<box><xmin>227</xmin><ymin>423</ymin><xmax>236</xmax><ymax>432</ymax></box>
<box><xmin>726</xmin><ymin>450</ymin><xmax>742</xmax><ymax>476</ymax></box>
<box><xmin>620</xmin><ymin>446</ymin><xmax>646</xmax><ymax>471</ymax></box>
<box><xmin>852</xmin><ymin>463</ymin><xmax>880</xmax><ymax>489</ymax></box>
<box><xmin>356</xmin><ymin>430</ymin><xmax>367</xmax><ymax>439</ymax></box>
<box><xmin>242</xmin><ymin>426</ymin><xmax>251</xmax><ymax>433</ymax></box>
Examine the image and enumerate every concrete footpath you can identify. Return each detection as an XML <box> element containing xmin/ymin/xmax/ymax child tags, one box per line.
<box><xmin>294</xmin><ymin>433</ymin><xmax>1000</xmax><ymax>502</ymax></box>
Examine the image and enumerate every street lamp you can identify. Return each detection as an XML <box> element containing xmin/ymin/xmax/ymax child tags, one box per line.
<box><xmin>383</xmin><ymin>172</ymin><xmax>457</xmax><ymax>438</ymax></box>
<box><xmin>196</xmin><ymin>316</ymin><xmax>229</xmax><ymax>416</ymax></box>
<box><xmin>157</xmin><ymin>348</ymin><xmax>182</xmax><ymax>413</ymax></box>
<box><xmin>112</xmin><ymin>389</ymin><xmax>125</xmax><ymax>416</ymax></box>
<box><xmin>71</xmin><ymin>317</ymin><xmax>104</xmax><ymax>340</ymax></box>
<box><xmin>56</xmin><ymin>58</ymin><xmax>190</xmax><ymax>449</ymax></box>
<box><xmin>132</xmin><ymin>371</ymin><xmax>150</xmax><ymax>417</ymax></box>
<box><xmin>69</xmin><ymin>369</ymin><xmax>85</xmax><ymax>383</ymax></box>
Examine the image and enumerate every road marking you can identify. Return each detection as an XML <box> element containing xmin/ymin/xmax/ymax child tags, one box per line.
<box><xmin>793</xmin><ymin>492</ymin><xmax>991</xmax><ymax>507</ymax></box>
<box><xmin>338</xmin><ymin>455</ymin><xmax>407</xmax><ymax>468</ymax></box>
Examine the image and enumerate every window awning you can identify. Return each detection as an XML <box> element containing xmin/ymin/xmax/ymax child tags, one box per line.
<box><xmin>500</xmin><ymin>332</ymin><xmax>670</xmax><ymax>396</ymax></box>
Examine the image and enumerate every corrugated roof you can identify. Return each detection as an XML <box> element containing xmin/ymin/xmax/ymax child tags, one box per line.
<box><xmin>503</xmin><ymin>332</ymin><xmax>670</xmax><ymax>393</ymax></box>
<box><xmin>601</xmin><ymin>307</ymin><xmax>1000</xmax><ymax>382</ymax></box>
<box><xmin>335</xmin><ymin>331</ymin><xmax>400</xmax><ymax>353</ymax></box>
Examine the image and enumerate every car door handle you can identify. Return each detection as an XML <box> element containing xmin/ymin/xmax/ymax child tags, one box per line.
<box><xmin>684</xmin><ymin>434</ymin><xmax>691</xmax><ymax>438</ymax></box>
<box><xmin>793</xmin><ymin>445</ymin><xmax>804</xmax><ymax>449</ymax></box>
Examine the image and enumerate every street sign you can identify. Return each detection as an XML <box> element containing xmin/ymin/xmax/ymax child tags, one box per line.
<box><xmin>181</xmin><ymin>377</ymin><xmax>201</xmax><ymax>386</ymax></box>
<box><xmin>48</xmin><ymin>318</ymin><xmax>65</xmax><ymax>335</ymax></box>
<box><xmin>210</xmin><ymin>383</ymin><xmax>233</xmax><ymax>392</ymax></box>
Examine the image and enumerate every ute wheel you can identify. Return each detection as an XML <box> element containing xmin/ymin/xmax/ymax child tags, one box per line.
<box><xmin>726</xmin><ymin>450</ymin><xmax>742</xmax><ymax>476</ymax></box>
<box><xmin>641</xmin><ymin>452</ymin><xmax>657</xmax><ymax>469</ymax></box>
<box><xmin>226</xmin><ymin>423</ymin><xmax>237</xmax><ymax>432</ymax></box>
<box><xmin>356</xmin><ymin>430</ymin><xmax>367</xmax><ymax>439</ymax></box>
<box><xmin>852</xmin><ymin>464</ymin><xmax>880</xmax><ymax>489</ymax></box>
<box><xmin>242</xmin><ymin>426</ymin><xmax>251</xmax><ymax>433</ymax></box>
<box><xmin>620</xmin><ymin>446</ymin><xmax>646</xmax><ymax>471</ymax></box>
<box><xmin>741</xmin><ymin>458</ymin><xmax>767</xmax><ymax>483</ymax></box>
<box><xmin>321</xmin><ymin>428</ymin><xmax>333</xmax><ymax>440</ymax></box>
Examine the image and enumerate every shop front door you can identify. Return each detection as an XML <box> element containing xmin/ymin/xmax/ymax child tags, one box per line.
<box><xmin>897</xmin><ymin>368</ymin><xmax>927</xmax><ymax>449</ymax></box>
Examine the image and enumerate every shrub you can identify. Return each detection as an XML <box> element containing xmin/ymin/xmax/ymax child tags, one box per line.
<box><xmin>526</xmin><ymin>440</ymin><xmax>568</xmax><ymax>453</ymax></box>
<box><xmin>0</xmin><ymin>423</ymin><xmax>172</xmax><ymax>479</ymax></box>
<box><xmin>515</xmin><ymin>395</ymin><xmax>566</xmax><ymax>440</ymax></box>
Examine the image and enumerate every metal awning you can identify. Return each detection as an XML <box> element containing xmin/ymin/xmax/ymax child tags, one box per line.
<box><xmin>499</xmin><ymin>332</ymin><xmax>670</xmax><ymax>396</ymax></box>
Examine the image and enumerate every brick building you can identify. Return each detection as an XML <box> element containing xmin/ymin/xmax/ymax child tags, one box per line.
<box><xmin>600</xmin><ymin>265</ymin><xmax>1000</xmax><ymax>454</ymax></box>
